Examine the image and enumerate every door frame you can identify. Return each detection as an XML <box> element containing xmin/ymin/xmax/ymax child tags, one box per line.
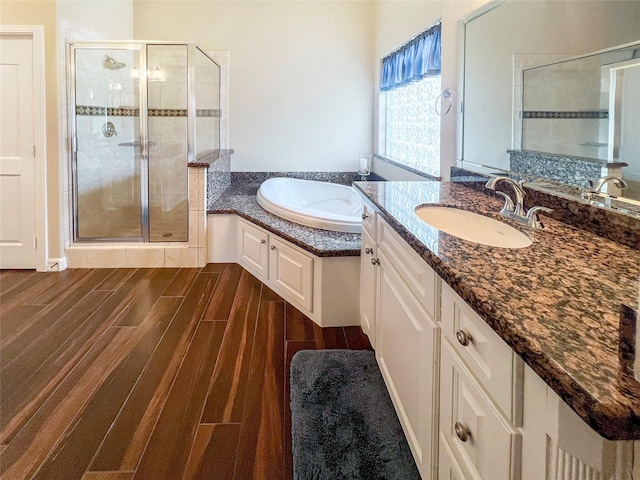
<box><xmin>1</xmin><ymin>26</ymin><xmax>48</xmax><ymax>271</ymax></box>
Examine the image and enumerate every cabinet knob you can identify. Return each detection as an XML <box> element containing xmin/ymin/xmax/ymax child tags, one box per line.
<box><xmin>371</xmin><ymin>258</ymin><xmax>380</xmax><ymax>266</ymax></box>
<box><xmin>260</xmin><ymin>239</ymin><xmax>266</xmax><ymax>244</ymax></box>
<box><xmin>454</xmin><ymin>422</ymin><xmax>471</xmax><ymax>442</ymax></box>
<box><xmin>365</xmin><ymin>247</ymin><xmax>373</xmax><ymax>255</ymax></box>
<box><xmin>455</xmin><ymin>329</ymin><xmax>471</xmax><ymax>347</ymax></box>
<box><xmin>362</xmin><ymin>213</ymin><xmax>369</xmax><ymax>220</ymax></box>
<box><xmin>270</xmin><ymin>245</ymin><xmax>276</xmax><ymax>250</ymax></box>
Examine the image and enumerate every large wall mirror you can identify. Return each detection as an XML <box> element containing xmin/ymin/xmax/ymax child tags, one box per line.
<box><xmin>459</xmin><ymin>0</ymin><xmax>640</xmax><ymax>208</ymax></box>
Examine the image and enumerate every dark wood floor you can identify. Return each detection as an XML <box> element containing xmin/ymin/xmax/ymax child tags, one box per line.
<box><xmin>0</xmin><ymin>264</ymin><xmax>372</xmax><ymax>480</ymax></box>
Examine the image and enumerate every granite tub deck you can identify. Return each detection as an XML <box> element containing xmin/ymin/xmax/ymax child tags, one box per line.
<box><xmin>353</xmin><ymin>180</ymin><xmax>640</xmax><ymax>440</ymax></box>
<box><xmin>208</xmin><ymin>183</ymin><xmax>361</xmax><ymax>257</ymax></box>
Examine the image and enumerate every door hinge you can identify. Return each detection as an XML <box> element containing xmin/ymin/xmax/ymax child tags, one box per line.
<box><xmin>33</xmin><ymin>237</ymin><xmax>37</xmax><ymax>249</ymax></box>
<box><xmin>32</xmin><ymin>145</ymin><xmax>36</xmax><ymax>157</ymax></box>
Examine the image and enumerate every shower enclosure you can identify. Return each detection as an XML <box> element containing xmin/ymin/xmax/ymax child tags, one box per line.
<box><xmin>69</xmin><ymin>42</ymin><xmax>220</xmax><ymax>242</ymax></box>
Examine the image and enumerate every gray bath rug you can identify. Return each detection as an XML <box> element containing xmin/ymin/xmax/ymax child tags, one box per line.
<box><xmin>290</xmin><ymin>349</ymin><xmax>420</xmax><ymax>480</ymax></box>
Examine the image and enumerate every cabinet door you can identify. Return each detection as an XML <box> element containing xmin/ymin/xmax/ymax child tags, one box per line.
<box><xmin>439</xmin><ymin>435</ymin><xmax>470</xmax><ymax>480</ymax></box>
<box><xmin>237</xmin><ymin>219</ymin><xmax>269</xmax><ymax>278</ymax></box>
<box><xmin>376</xmin><ymin>248</ymin><xmax>439</xmax><ymax>479</ymax></box>
<box><xmin>269</xmin><ymin>236</ymin><xmax>313</xmax><ymax>311</ymax></box>
<box><xmin>440</xmin><ymin>340</ymin><xmax>521</xmax><ymax>480</ymax></box>
<box><xmin>360</xmin><ymin>228</ymin><xmax>377</xmax><ymax>346</ymax></box>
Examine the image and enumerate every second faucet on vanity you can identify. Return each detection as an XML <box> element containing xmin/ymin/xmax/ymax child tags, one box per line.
<box><xmin>485</xmin><ymin>176</ymin><xmax>552</xmax><ymax>230</ymax></box>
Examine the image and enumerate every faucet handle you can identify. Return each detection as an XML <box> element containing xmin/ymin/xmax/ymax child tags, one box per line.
<box><xmin>494</xmin><ymin>191</ymin><xmax>515</xmax><ymax>214</ymax></box>
<box><xmin>525</xmin><ymin>206</ymin><xmax>553</xmax><ymax>229</ymax></box>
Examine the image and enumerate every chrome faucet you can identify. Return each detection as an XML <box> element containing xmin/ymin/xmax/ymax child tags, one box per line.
<box><xmin>592</xmin><ymin>176</ymin><xmax>627</xmax><ymax>193</ymax></box>
<box><xmin>485</xmin><ymin>176</ymin><xmax>552</xmax><ymax>229</ymax></box>
<box><xmin>485</xmin><ymin>176</ymin><xmax>526</xmax><ymax>216</ymax></box>
<box><xmin>581</xmin><ymin>175</ymin><xmax>628</xmax><ymax>199</ymax></box>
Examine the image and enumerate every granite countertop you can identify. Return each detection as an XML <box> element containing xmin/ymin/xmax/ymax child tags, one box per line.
<box><xmin>208</xmin><ymin>183</ymin><xmax>361</xmax><ymax>257</ymax></box>
<box><xmin>188</xmin><ymin>149</ymin><xmax>234</xmax><ymax>168</ymax></box>
<box><xmin>353</xmin><ymin>180</ymin><xmax>640</xmax><ymax>440</ymax></box>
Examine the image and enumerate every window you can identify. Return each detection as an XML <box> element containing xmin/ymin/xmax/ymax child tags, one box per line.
<box><xmin>385</xmin><ymin>77</ymin><xmax>441</xmax><ymax>176</ymax></box>
<box><xmin>380</xmin><ymin>23</ymin><xmax>442</xmax><ymax>177</ymax></box>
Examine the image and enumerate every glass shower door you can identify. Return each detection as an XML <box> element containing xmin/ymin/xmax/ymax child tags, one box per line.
<box><xmin>73</xmin><ymin>46</ymin><xmax>143</xmax><ymax>241</ymax></box>
<box><xmin>146</xmin><ymin>44</ymin><xmax>189</xmax><ymax>242</ymax></box>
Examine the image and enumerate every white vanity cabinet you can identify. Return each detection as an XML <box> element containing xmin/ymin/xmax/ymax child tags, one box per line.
<box><xmin>234</xmin><ymin>217</ymin><xmax>359</xmax><ymax>327</ymax></box>
<box><xmin>363</xmin><ymin>213</ymin><xmax>441</xmax><ymax>479</ymax></box>
<box><xmin>238</xmin><ymin>218</ymin><xmax>314</xmax><ymax>312</ymax></box>
<box><xmin>360</xmin><ymin>208</ymin><xmax>637</xmax><ymax>480</ymax></box>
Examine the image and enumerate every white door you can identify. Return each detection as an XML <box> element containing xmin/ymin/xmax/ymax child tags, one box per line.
<box><xmin>0</xmin><ymin>35</ymin><xmax>37</xmax><ymax>268</ymax></box>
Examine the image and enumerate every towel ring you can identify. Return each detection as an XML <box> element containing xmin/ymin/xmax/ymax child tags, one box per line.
<box><xmin>435</xmin><ymin>88</ymin><xmax>452</xmax><ymax>117</ymax></box>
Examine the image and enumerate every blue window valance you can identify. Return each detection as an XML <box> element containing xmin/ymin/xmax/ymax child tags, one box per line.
<box><xmin>380</xmin><ymin>23</ymin><xmax>441</xmax><ymax>92</ymax></box>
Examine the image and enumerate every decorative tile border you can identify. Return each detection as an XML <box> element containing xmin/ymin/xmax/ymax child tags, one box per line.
<box><xmin>522</xmin><ymin>110</ymin><xmax>608</xmax><ymax>119</ymax></box>
<box><xmin>76</xmin><ymin>106</ymin><xmax>139</xmax><ymax>116</ymax></box>
<box><xmin>75</xmin><ymin>105</ymin><xmax>221</xmax><ymax>118</ymax></box>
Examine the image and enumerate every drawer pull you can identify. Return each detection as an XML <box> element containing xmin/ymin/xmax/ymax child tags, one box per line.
<box><xmin>456</xmin><ymin>329</ymin><xmax>471</xmax><ymax>347</ymax></box>
<box><xmin>270</xmin><ymin>245</ymin><xmax>276</xmax><ymax>250</ymax></box>
<box><xmin>362</xmin><ymin>213</ymin><xmax>369</xmax><ymax>220</ymax></box>
<box><xmin>365</xmin><ymin>247</ymin><xmax>373</xmax><ymax>255</ymax></box>
<box><xmin>371</xmin><ymin>258</ymin><xmax>380</xmax><ymax>266</ymax></box>
<box><xmin>260</xmin><ymin>239</ymin><xmax>266</xmax><ymax>244</ymax></box>
<box><xmin>454</xmin><ymin>422</ymin><xmax>471</xmax><ymax>442</ymax></box>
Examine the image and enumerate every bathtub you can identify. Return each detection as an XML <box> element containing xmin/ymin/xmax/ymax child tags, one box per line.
<box><xmin>256</xmin><ymin>178</ymin><xmax>363</xmax><ymax>233</ymax></box>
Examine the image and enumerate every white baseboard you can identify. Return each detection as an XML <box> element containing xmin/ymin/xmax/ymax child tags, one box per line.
<box><xmin>47</xmin><ymin>257</ymin><xmax>68</xmax><ymax>271</ymax></box>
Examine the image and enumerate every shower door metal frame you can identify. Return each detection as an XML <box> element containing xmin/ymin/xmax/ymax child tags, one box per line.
<box><xmin>69</xmin><ymin>41</ymin><xmax>204</xmax><ymax>243</ymax></box>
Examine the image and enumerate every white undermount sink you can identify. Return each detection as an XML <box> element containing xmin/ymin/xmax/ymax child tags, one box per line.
<box><xmin>415</xmin><ymin>206</ymin><xmax>532</xmax><ymax>249</ymax></box>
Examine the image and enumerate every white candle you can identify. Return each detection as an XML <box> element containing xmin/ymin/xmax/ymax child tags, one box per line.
<box><xmin>359</xmin><ymin>157</ymin><xmax>368</xmax><ymax>170</ymax></box>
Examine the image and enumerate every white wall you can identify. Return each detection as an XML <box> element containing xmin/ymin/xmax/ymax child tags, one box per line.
<box><xmin>373</xmin><ymin>1</ymin><xmax>486</xmax><ymax>181</ymax></box>
<box><xmin>134</xmin><ymin>0</ymin><xmax>374</xmax><ymax>173</ymax></box>
<box><xmin>57</xmin><ymin>0</ymin><xmax>133</xmax><ymax>40</ymax></box>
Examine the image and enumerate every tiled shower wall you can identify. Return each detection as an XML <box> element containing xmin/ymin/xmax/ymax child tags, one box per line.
<box><xmin>513</xmin><ymin>54</ymin><xmax>606</xmax><ymax>158</ymax></box>
<box><xmin>146</xmin><ymin>45</ymin><xmax>189</xmax><ymax>224</ymax></box>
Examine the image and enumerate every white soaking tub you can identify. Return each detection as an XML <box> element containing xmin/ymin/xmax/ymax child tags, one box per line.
<box><xmin>256</xmin><ymin>178</ymin><xmax>363</xmax><ymax>233</ymax></box>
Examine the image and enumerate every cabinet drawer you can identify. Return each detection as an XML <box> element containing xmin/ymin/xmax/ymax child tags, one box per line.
<box><xmin>378</xmin><ymin>218</ymin><xmax>438</xmax><ymax>320</ymax></box>
<box><xmin>361</xmin><ymin>202</ymin><xmax>376</xmax><ymax>236</ymax></box>
<box><xmin>237</xmin><ymin>219</ymin><xmax>269</xmax><ymax>278</ymax></box>
<box><xmin>441</xmin><ymin>282</ymin><xmax>523</xmax><ymax>424</ymax></box>
<box><xmin>440</xmin><ymin>341</ymin><xmax>521</xmax><ymax>480</ymax></box>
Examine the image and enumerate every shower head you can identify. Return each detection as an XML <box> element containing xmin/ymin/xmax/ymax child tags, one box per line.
<box><xmin>104</xmin><ymin>55</ymin><xmax>126</xmax><ymax>70</ymax></box>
